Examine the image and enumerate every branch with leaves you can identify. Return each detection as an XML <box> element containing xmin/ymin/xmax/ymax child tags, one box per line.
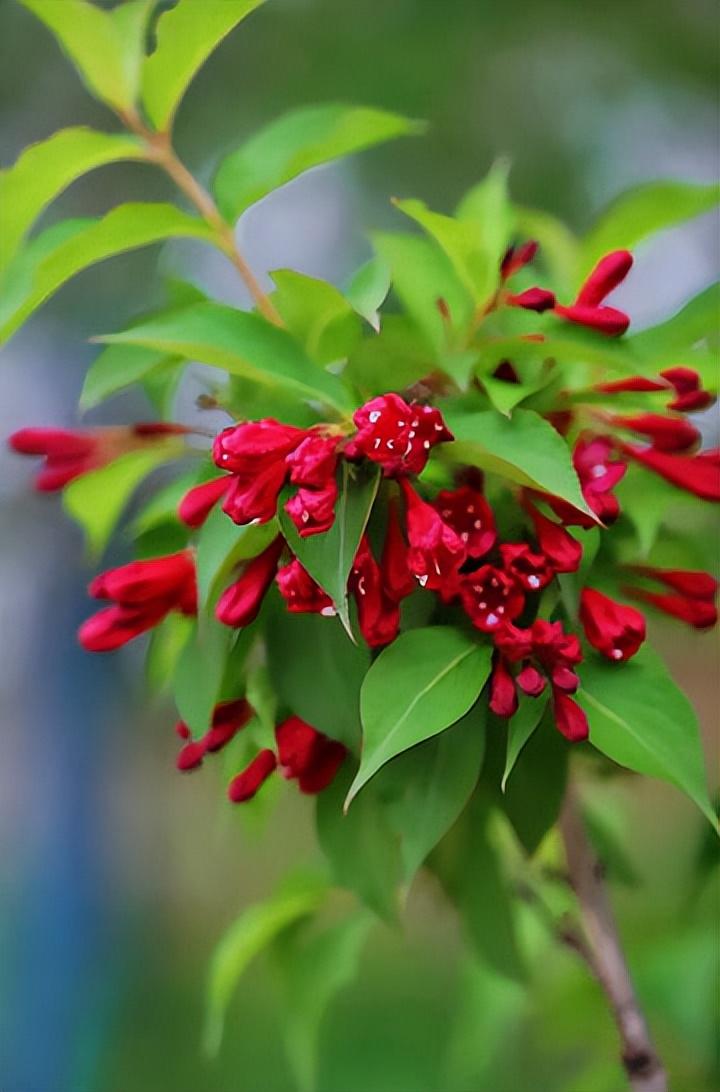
<box><xmin>3</xmin><ymin>2</ymin><xmax>718</xmax><ymax>1089</ymax></box>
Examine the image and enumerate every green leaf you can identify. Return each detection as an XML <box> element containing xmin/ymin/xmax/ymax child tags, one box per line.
<box><xmin>393</xmin><ymin>197</ymin><xmax>488</xmax><ymax>300</ymax></box>
<box><xmin>19</xmin><ymin>0</ymin><xmax>152</xmax><ymax>111</ymax></box>
<box><xmin>455</xmin><ymin>159</ymin><xmax>513</xmax><ymax>297</ymax></box>
<box><xmin>63</xmin><ymin>446</ymin><xmax>177</xmax><ymax>557</ymax></box>
<box><xmin>442</xmin><ymin>407</ymin><xmax>593</xmax><ymax>515</ymax></box>
<box><xmin>215</xmin><ymin>103</ymin><xmax>423</xmax><ymax>223</ymax></box>
<box><xmin>274</xmin><ymin>912</ymin><xmax>373</xmax><ymax>1092</ymax></box>
<box><xmin>629</xmin><ymin>282</ymin><xmax>720</xmax><ymax>365</ymax></box>
<box><xmin>372</xmin><ymin>232</ymin><xmax>473</xmax><ymax>354</ymax></box>
<box><xmin>577</xmin><ymin>646</ymin><xmax>714</xmax><ymax>825</ymax></box>
<box><xmin>270</xmin><ymin>269</ymin><xmax>362</xmax><ymax>365</ymax></box>
<box><xmin>501</xmin><ymin>710</ymin><xmax>568</xmax><ymax>855</ymax></box>
<box><xmin>317</xmin><ymin>763</ymin><xmax>402</xmax><ymax>921</ymax></box>
<box><xmin>0</xmin><ymin>128</ymin><xmax>145</xmax><ymax>276</ymax></box>
<box><xmin>142</xmin><ymin>0</ymin><xmax>265</xmax><ymax>132</ymax></box>
<box><xmin>266</xmin><ymin>611</ymin><xmax>369</xmax><ymax>751</ymax></box>
<box><xmin>97</xmin><ymin>301</ymin><xmax>352</xmax><ymax>413</ymax></box>
<box><xmin>384</xmin><ymin>703</ymin><xmax>487</xmax><ymax>881</ymax></box>
<box><xmin>502</xmin><ymin>691</ymin><xmax>549</xmax><ymax>791</ymax></box>
<box><xmin>279</xmin><ymin>462</ymin><xmax>379</xmax><ymax>636</ymax></box>
<box><xmin>345</xmin><ymin>315</ymin><xmax>435</xmax><ymax>396</ymax></box>
<box><xmin>345</xmin><ymin>257</ymin><xmax>391</xmax><ymax>326</ymax></box>
<box><xmin>173</xmin><ymin>616</ymin><xmax>232</xmax><ymax>734</ymax></box>
<box><xmin>347</xmin><ymin>627</ymin><xmax>492</xmax><ymax>806</ymax></box>
<box><xmin>481</xmin><ymin>373</ymin><xmax>544</xmax><ymax>416</ymax></box>
<box><xmin>145</xmin><ymin>612</ymin><xmax>194</xmax><ymax>693</ymax></box>
<box><xmin>0</xmin><ymin>203</ymin><xmax>214</xmax><ymax>346</ymax></box>
<box><xmin>195</xmin><ymin>503</ymin><xmax>277</xmax><ymax>610</ymax></box>
<box><xmin>80</xmin><ymin>342</ymin><xmax>181</xmax><ymax>411</ymax></box>
<box><xmin>204</xmin><ymin>874</ymin><xmax>328</xmax><ymax>1056</ymax></box>
<box><xmin>581</xmin><ymin>181</ymin><xmax>720</xmax><ymax>275</ymax></box>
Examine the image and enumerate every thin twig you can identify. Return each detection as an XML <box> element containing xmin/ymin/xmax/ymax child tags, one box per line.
<box><xmin>559</xmin><ymin>783</ymin><xmax>668</xmax><ymax>1092</ymax></box>
<box><xmin>119</xmin><ymin>110</ymin><xmax>283</xmax><ymax>327</ymax></box>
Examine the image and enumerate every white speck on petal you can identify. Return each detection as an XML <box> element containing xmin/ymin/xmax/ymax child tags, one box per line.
<box><xmin>369</xmin><ymin>410</ymin><xmax>381</xmax><ymax>423</ymax></box>
<box><xmin>486</xmin><ymin>612</ymin><xmax>499</xmax><ymax>627</ymax></box>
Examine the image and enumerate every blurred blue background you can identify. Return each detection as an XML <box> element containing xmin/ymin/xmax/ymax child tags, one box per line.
<box><xmin>0</xmin><ymin>1</ymin><xmax>718</xmax><ymax>1089</ymax></box>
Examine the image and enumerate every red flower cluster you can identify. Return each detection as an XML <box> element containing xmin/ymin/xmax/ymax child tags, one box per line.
<box><xmin>176</xmin><ymin>699</ymin><xmax>254</xmax><ymax>770</ymax></box>
<box><xmin>227</xmin><ymin>716</ymin><xmax>346</xmax><ymax>803</ymax></box>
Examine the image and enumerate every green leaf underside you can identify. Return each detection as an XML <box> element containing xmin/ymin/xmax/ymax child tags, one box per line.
<box><xmin>0</xmin><ymin>204</ymin><xmax>214</xmax><ymax>346</ymax></box>
<box><xmin>502</xmin><ymin>691</ymin><xmax>549</xmax><ymax>791</ymax></box>
<box><xmin>142</xmin><ymin>0</ymin><xmax>266</xmax><ymax>131</ymax></box>
<box><xmin>0</xmin><ymin>128</ymin><xmax>145</xmax><ymax>275</ymax></box>
<box><xmin>98</xmin><ymin>301</ymin><xmax>352</xmax><ymax>413</ymax></box>
<box><xmin>347</xmin><ymin>628</ymin><xmax>492</xmax><ymax>806</ymax></box>
<box><xmin>280</xmin><ymin>462</ymin><xmax>380</xmax><ymax>635</ymax></box>
<box><xmin>345</xmin><ymin>257</ymin><xmax>391</xmax><ymax>324</ymax></box>
<box><xmin>578</xmin><ymin>647</ymin><xmax>714</xmax><ymax>825</ymax></box>
<box><xmin>215</xmin><ymin>104</ymin><xmax>424</xmax><ymax>222</ymax></box>
<box><xmin>204</xmin><ymin>875</ymin><xmax>327</xmax><ymax>1056</ymax></box>
<box><xmin>80</xmin><ymin>343</ymin><xmax>181</xmax><ymax>411</ymax></box>
<box><xmin>581</xmin><ymin>180</ymin><xmax>720</xmax><ymax>276</ymax></box>
<box><xmin>442</xmin><ymin>408</ymin><xmax>593</xmax><ymax>515</ymax></box>
<box><xmin>63</xmin><ymin>446</ymin><xmax>176</xmax><ymax>557</ymax></box>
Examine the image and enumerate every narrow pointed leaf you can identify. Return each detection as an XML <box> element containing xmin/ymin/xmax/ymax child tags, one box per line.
<box><xmin>502</xmin><ymin>691</ymin><xmax>549</xmax><ymax>791</ymax></box>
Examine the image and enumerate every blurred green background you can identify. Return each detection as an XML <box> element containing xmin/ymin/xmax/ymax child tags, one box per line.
<box><xmin>0</xmin><ymin>1</ymin><xmax>718</xmax><ymax>1090</ymax></box>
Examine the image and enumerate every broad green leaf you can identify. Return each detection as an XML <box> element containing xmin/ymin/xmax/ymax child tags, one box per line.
<box><xmin>274</xmin><ymin>912</ymin><xmax>373</xmax><ymax>1092</ymax></box>
<box><xmin>98</xmin><ymin>301</ymin><xmax>352</xmax><ymax>413</ymax></box>
<box><xmin>393</xmin><ymin>197</ymin><xmax>487</xmax><ymax>299</ymax></box>
<box><xmin>173</xmin><ymin>616</ymin><xmax>233</xmax><ymax>734</ymax></box>
<box><xmin>80</xmin><ymin>343</ymin><xmax>180</xmax><ymax>411</ymax></box>
<box><xmin>502</xmin><ymin>691</ymin><xmax>549</xmax><ymax>791</ymax></box>
<box><xmin>280</xmin><ymin>462</ymin><xmax>379</xmax><ymax>636</ymax></box>
<box><xmin>481</xmin><ymin>373</ymin><xmax>544</xmax><ymax>416</ymax></box>
<box><xmin>629</xmin><ymin>282</ymin><xmax>720</xmax><ymax>365</ymax></box>
<box><xmin>204</xmin><ymin>874</ymin><xmax>328</xmax><ymax>1056</ymax></box>
<box><xmin>442</xmin><ymin>408</ymin><xmax>593</xmax><ymax>515</ymax></box>
<box><xmin>19</xmin><ymin>0</ymin><xmax>151</xmax><ymax>111</ymax></box>
<box><xmin>266</xmin><ymin>611</ymin><xmax>369</xmax><ymax>751</ymax></box>
<box><xmin>270</xmin><ymin>269</ymin><xmax>362</xmax><ymax>365</ymax></box>
<box><xmin>0</xmin><ymin>203</ymin><xmax>214</xmax><ymax>346</ymax></box>
<box><xmin>347</xmin><ymin>627</ymin><xmax>492</xmax><ymax>806</ymax></box>
<box><xmin>384</xmin><ymin>703</ymin><xmax>487</xmax><ymax>881</ymax></box>
<box><xmin>215</xmin><ymin>104</ymin><xmax>423</xmax><ymax>222</ymax></box>
<box><xmin>372</xmin><ymin>232</ymin><xmax>473</xmax><ymax>354</ymax></box>
<box><xmin>317</xmin><ymin>764</ymin><xmax>402</xmax><ymax>921</ymax></box>
<box><xmin>455</xmin><ymin>159</ymin><xmax>513</xmax><ymax>298</ymax></box>
<box><xmin>195</xmin><ymin>503</ymin><xmax>277</xmax><ymax>609</ymax></box>
<box><xmin>345</xmin><ymin>257</ymin><xmax>391</xmax><ymax>327</ymax></box>
<box><xmin>581</xmin><ymin>181</ymin><xmax>720</xmax><ymax>275</ymax></box>
<box><xmin>0</xmin><ymin>128</ymin><xmax>145</xmax><ymax>275</ymax></box>
<box><xmin>345</xmin><ymin>314</ymin><xmax>435</xmax><ymax>396</ymax></box>
<box><xmin>577</xmin><ymin>646</ymin><xmax>714</xmax><ymax>825</ymax></box>
<box><xmin>142</xmin><ymin>0</ymin><xmax>265</xmax><ymax>131</ymax></box>
<box><xmin>145</xmin><ymin>611</ymin><xmax>193</xmax><ymax>693</ymax></box>
<box><xmin>63</xmin><ymin>446</ymin><xmax>178</xmax><ymax>557</ymax></box>
<box><xmin>501</xmin><ymin>710</ymin><xmax>568</xmax><ymax>855</ymax></box>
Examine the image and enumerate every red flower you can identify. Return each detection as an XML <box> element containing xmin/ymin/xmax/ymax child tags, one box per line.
<box><xmin>228</xmin><ymin>750</ymin><xmax>278</xmax><ymax>802</ymax></box>
<box><xmin>507</xmin><ymin>287</ymin><xmax>556</xmax><ymax>312</ymax></box>
<box><xmin>609</xmin><ymin>412</ymin><xmax>700</xmax><ymax>453</ymax></box>
<box><xmin>176</xmin><ymin>699</ymin><xmax>254</xmax><ymax>771</ymax></box>
<box><xmin>286</xmin><ymin>433</ymin><xmax>340</xmax><ymax>486</ymax></box>
<box><xmin>552</xmin><ymin>691</ymin><xmax>589</xmax><ymax>742</ymax></box>
<box><xmin>275</xmin><ymin>558</ymin><xmax>335</xmax><ymax>615</ymax></box>
<box><xmin>276</xmin><ymin>716</ymin><xmax>347</xmax><ymax>794</ymax></box>
<box><xmin>500</xmin><ymin>240</ymin><xmax>538</xmax><ymax>281</ymax></box>
<box><xmin>285</xmin><ymin>478</ymin><xmax>338</xmax><ymax>537</ymax></box>
<box><xmin>661</xmin><ymin>367</ymin><xmax>715</xmax><ymax>413</ymax></box>
<box><xmin>527</xmin><ymin>503</ymin><xmax>583</xmax><ymax>572</ymax></box>
<box><xmin>579</xmin><ymin>588</ymin><xmax>646</xmax><ymax>661</ymax></box>
<box><xmin>178</xmin><ymin>476</ymin><xmax>230</xmax><ymax>528</ymax></box>
<box><xmin>213</xmin><ymin>419</ymin><xmax>308</xmax><ymax>524</ymax></box>
<box><xmin>622</xmin><ymin>565</ymin><xmax>718</xmax><ymax>630</ymax></box>
<box><xmin>79</xmin><ymin>550</ymin><xmax>197</xmax><ymax>652</ymax></box>
<box><xmin>345</xmin><ymin>393</ymin><xmax>453</xmax><ymax>476</ymax></box>
<box><xmin>399</xmin><ymin>479</ymin><xmax>466</xmax><ymax>591</ymax></box>
<box><xmin>499</xmin><ymin>543</ymin><xmax>554</xmax><ymax>592</ymax></box>
<box><xmin>594</xmin><ymin>376</ymin><xmax>667</xmax><ymax>396</ymax></box>
<box><xmin>489</xmin><ymin>655</ymin><xmax>518</xmax><ymax>718</ymax></box>
<box><xmin>434</xmin><ymin>485</ymin><xmax>497</xmax><ymax>559</ymax></box>
<box><xmin>545</xmin><ymin>436</ymin><xmax>626</xmax><ymax>528</ymax></box>
<box><xmin>9</xmin><ymin>424</ymin><xmax>187</xmax><ymax>492</ymax></box>
<box><xmin>216</xmin><ymin>537</ymin><xmax>284</xmax><ymax>627</ymax></box>
<box><xmin>554</xmin><ymin>250</ymin><xmax>632</xmax><ymax>336</ymax></box>
<box><xmin>460</xmin><ymin>565</ymin><xmax>525</xmax><ymax>632</ymax></box>
<box><xmin>620</xmin><ymin>444</ymin><xmax>720</xmax><ymax>502</ymax></box>
<box><xmin>349</xmin><ymin>537</ymin><xmax>400</xmax><ymax>648</ymax></box>
<box><xmin>381</xmin><ymin>498</ymin><xmax>415</xmax><ymax>602</ymax></box>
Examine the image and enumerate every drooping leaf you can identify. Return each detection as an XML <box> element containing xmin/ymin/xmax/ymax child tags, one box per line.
<box><xmin>142</xmin><ymin>0</ymin><xmax>266</xmax><ymax>131</ymax></box>
<box><xmin>97</xmin><ymin>301</ymin><xmax>352</xmax><ymax>413</ymax></box>
<box><xmin>0</xmin><ymin>128</ymin><xmax>145</xmax><ymax>276</ymax></box>
<box><xmin>372</xmin><ymin>232</ymin><xmax>473</xmax><ymax>354</ymax></box>
<box><xmin>279</xmin><ymin>462</ymin><xmax>380</xmax><ymax>636</ymax></box>
<box><xmin>383</xmin><ymin>703</ymin><xmax>487</xmax><ymax>881</ymax></box>
<box><xmin>172</xmin><ymin>616</ymin><xmax>233</xmax><ymax>734</ymax></box>
<box><xmin>80</xmin><ymin>342</ymin><xmax>181</xmax><ymax>411</ymax></box>
<box><xmin>266</xmin><ymin>611</ymin><xmax>369</xmax><ymax>751</ymax></box>
<box><xmin>317</xmin><ymin>763</ymin><xmax>402</xmax><ymax>921</ymax></box>
<box><xmin>502</xmin><ymin>691</ymin><xmax>549</xmax><ymax>791</ymax></box>
<box><xmin>0</xmin><ymin>203</ymin><xmax>214</xmax><ymax>346</ymax></box>
<box><xmin>270</xmin><ymin>269</ymin><xmax>362</xmax><ymax>365</ymax></box>
<box><xmin>214</xmin><ymin>103</ymin><xmax>423</xmax><ymax>223</ymax></box>
<box><xmin>442</xmin><ymin>407</ymin><xmax>593</xmax><ymax>515</ymax></box>
<box><xmin>345</xmin><ymin>257</ymin><xmax>391</xmax><ymax>327</ymax></box>
<box><xmin>581</xmin><ymin>181</ymin><xmax>720</xmax><ymax>275</ymax></box>
<box><xmin>577</xmin><ymin>646</ymin><xmax>715</xmax><ymax>825</ymax></box>
<box><xmin>19</xmin><ymin>0</ymin><xmax>153</xmax><ymax>111</ymax></box>
<box><xmin>63</xmin><ymin>446</ymin><xmax>178</xmax><ymax>557</ymax></box>
<box><xmin>500</xmin><ymin>710</ymin><xmax>568</xmax><ymax>855</ymax></box>
<box><xmin>346</xmin><ymin>627</ymin><xmax>491</xmax><ymax>806</ymax></box>
<box><xmin>204</xmin><ymin>873</ymin><xmax>328</xmax><ymax>1056</ymax></box>
<box><xmin>274</xmin><ymin>912</ymin><xmax>373</xmax><ymax>1092</ymax></box>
